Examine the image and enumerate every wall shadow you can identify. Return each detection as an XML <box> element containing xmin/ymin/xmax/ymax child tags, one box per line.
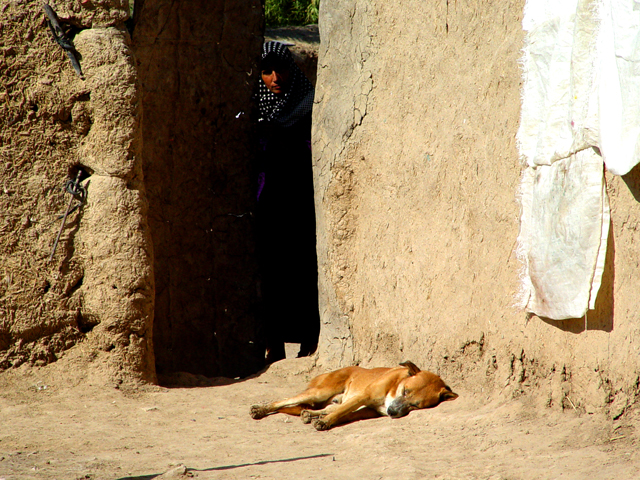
<box><xmin>156</xmin><ymin>371</ymin><xmax>242</xmax><ymax>389</ymax></box>
<box><xmin>538</xmin><ymin>219</ymin><xmax>615</xmax><ymax>333</ymax></box>
<box><xmin>621</xmin><ymin>161</ymin><xmax>640</xmax><ymax>202</ymax></box>
<box><xmin>154</xmin><ymin>357</ymin><xmax>298</xmax><ymax>388</ymax></box>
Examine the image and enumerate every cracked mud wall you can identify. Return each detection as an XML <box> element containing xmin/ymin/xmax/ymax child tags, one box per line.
<box><xmin>0</xmin><ymin>1</ymin><xmax>155</xmax><ymax>385</ymax></box>
<box><xmin>314</xmin><ymin>0</ymin><xmax>640</xmax><ymax>415</ymax></box>
<box><xmin>133</xmin><ymin>0</ymin><xmax>264</xmax><ymax>378</ymax></box>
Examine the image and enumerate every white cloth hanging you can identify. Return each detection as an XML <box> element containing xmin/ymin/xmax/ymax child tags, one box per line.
<box><xmin>517</xmin><ymin>150</ymin><xmax>609</xmax><ymax>319</ymax></box>
<box><xmin>596</xmin><ymin>0</ymin><xmax>640</xmax><ymax>175</ymax></box>
<box><xmin>516</xmin><ymin>0</ymin><xmax>639</xmax><ymax>319</ymax></box>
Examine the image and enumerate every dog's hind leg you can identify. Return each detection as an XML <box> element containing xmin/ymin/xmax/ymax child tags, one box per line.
<box><xmin>250</xmin><ymin>387</ymin><xmax>339</xmax><ymax>420</ymax></box>
<box><xmin>275</xmin><ymin>405</ymin><xmax>307</xmax><ymax>416</ymax></box>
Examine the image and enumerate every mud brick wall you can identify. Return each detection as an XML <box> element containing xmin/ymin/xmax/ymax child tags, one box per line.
<box><xmin>313</xmin><ymin>0</ymin><xmax>640</xmax><ymax>416</ymax></box>
<box><xmin>0</xmin><ymin>0</ymin><xmax>154</xmax><ymax>385</ymax></box>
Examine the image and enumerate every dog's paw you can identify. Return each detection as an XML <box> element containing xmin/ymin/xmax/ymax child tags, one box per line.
<box><xmin>250</xmin><ymin>404</ymin><xmax>268</xmax><ymax>419</ymax></box>
<box><xmin>300</xmin><ymin>410</ymin><xmax>313</xmax><ymax>424</ymax></box>
<box><xmin>312</xmin><ymin>418</ymin><xmax>330</xmax><ymax>431</ymax></box>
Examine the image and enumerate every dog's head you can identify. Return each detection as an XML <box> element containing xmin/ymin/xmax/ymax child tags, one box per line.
<box><xmin>386</xmin><ymin>361</ymin><xmax>458</xmax><ymax>419</ymax></box>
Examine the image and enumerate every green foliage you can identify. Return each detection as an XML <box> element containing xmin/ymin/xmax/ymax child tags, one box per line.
<box><xmin>265</xmin><ymin>0</ymin><xmax>319</xmax><ymax>27</ymax></box>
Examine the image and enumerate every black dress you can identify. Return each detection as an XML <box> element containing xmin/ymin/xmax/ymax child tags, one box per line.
<box><xmin>255</xmin><ymin>41</ymin><xmax>320</xmax><ymax>362</ymax></box>
<box><xmin>256</xmin><ymin>111</ymin><xmax>320</xmax><ymax>361</ymax></box>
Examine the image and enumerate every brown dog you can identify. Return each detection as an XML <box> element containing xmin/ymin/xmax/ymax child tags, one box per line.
<box><xmin>250</xmin><ymin>361</ymin><xmax>458</xmax><ymax>430</ymax></box>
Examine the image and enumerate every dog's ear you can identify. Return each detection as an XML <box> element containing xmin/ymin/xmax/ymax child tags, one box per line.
<box><xmin>400</xmin><ymin>361</ymin><xmax>421</xmax><ymax>376</ymax></box>
<box><xmin>439</xmin><ymin>386</ymin><xmax>458</xmax><ymax>402</ymax></box>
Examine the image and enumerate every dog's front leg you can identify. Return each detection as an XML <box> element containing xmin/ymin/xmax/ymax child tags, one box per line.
<box><xmin>300</xmin><ymin>408</ymin><xmax>324</xmax><ymax>424</ymax></box>
<box><xmin>312</xmin><ymin>395</ymin><xmax>368</xmax><ymax>431</ymax></box>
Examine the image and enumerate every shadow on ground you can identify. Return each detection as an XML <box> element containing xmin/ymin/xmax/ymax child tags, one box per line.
<box><xmin>115</xmin><ymin>453</ymin><xmax>334</xmax><ymax>479</ymax></box>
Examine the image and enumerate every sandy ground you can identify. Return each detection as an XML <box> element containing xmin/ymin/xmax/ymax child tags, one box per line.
<box><xmin>1</xmin><ymin>355</ymin><xmax>639</xmax><ymax>480</ymax></box>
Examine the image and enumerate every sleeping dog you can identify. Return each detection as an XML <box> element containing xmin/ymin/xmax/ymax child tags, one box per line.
<box><xmin>250</xmin><ymin>361</ymin><xmax>458</xmax><ymax>430</ymax></box>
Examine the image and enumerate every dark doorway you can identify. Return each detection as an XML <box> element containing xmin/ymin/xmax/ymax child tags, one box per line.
<box><xmin>132</xmin><ymin>1</ymin><xmax>321</xmax><ymax>380</ymax></box>
<box><xmin>133</xmin><ymin>0</ymin><xmax>265</xmax><ymax>379</ymax></box>
<box><xmin>257</xmin><ymin>28</ymin><xmax>321</xmax><ymax>362</ymax></box>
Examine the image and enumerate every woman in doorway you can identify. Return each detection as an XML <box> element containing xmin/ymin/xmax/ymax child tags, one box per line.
<box><xmin>256</xmin><ymin>41</ymin><xmax>320</xmax><ymax>363</ymax></box>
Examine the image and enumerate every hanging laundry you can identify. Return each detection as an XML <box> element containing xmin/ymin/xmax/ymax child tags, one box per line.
<box><xmin>516</xmin><ymin>0</ymin><xmax>639</xmax><ymax>319</ymax></box>
<box><xmin>596</xmin><ymin>0</ymin><xmax>640</xmax><ymax>175</ymax></box>
<box><xmin>517</xmin><ymin>149</ymin><xmax>609</xmax><ymax>319</ymax></box>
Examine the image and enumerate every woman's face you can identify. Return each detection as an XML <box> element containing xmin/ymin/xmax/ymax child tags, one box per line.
<box><xmin>261</xmin><ymin>68</ymin><xmax>290</xmax><ymax>95</ymax></box>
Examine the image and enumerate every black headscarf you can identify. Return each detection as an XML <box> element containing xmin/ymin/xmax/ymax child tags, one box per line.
<box><xmin>258</xmin><ymin>41</ymin><xmax>314</xmax><ymax>128</ymax></box>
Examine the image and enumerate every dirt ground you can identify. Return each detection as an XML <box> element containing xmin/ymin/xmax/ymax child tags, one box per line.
<box><xmin>1</xmin><ymin>353</ymin><xmax>639</xmax><ymax>480</ymax></box>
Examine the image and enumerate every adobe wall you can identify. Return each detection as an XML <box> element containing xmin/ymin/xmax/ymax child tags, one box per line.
<box><xmin>314</xmin><ymin>0</ymin><xmax>640</xmax><ymax>415</ymax></box>
<box><xmin>0</xmin><ymin>0</ymin><xmax>287</xmax><ymax>384</ymax></box>
<box><xmin>0</xmin><ymin>0</ymin><xmax>155</xmax><ymax>385</ymax></box>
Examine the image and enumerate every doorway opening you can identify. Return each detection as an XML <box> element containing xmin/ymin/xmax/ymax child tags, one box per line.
<box><xmin>133</xmin><ymin>1</ymin><xmax>322</xmax><ymax>380</ymax></box>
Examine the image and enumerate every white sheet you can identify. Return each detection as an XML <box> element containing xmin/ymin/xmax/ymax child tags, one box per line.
<box><xmin>517</xmin><ymin>150</ymin><xmax>609</xmax><ymax>319</ymax></box>
<box><xmin>519</xmin><ymin>0</ymin><xmax>640</xmax><ymax>174</ymax></box>
<box><xmin>596</xmin><ymin>0</ymin><xmax>640</xmax><ymax>175</ymax></box>
<box><xmin>515</xmin><ymin>0</ymin><xmax>636</xmax><ymax>319</ymax></box>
